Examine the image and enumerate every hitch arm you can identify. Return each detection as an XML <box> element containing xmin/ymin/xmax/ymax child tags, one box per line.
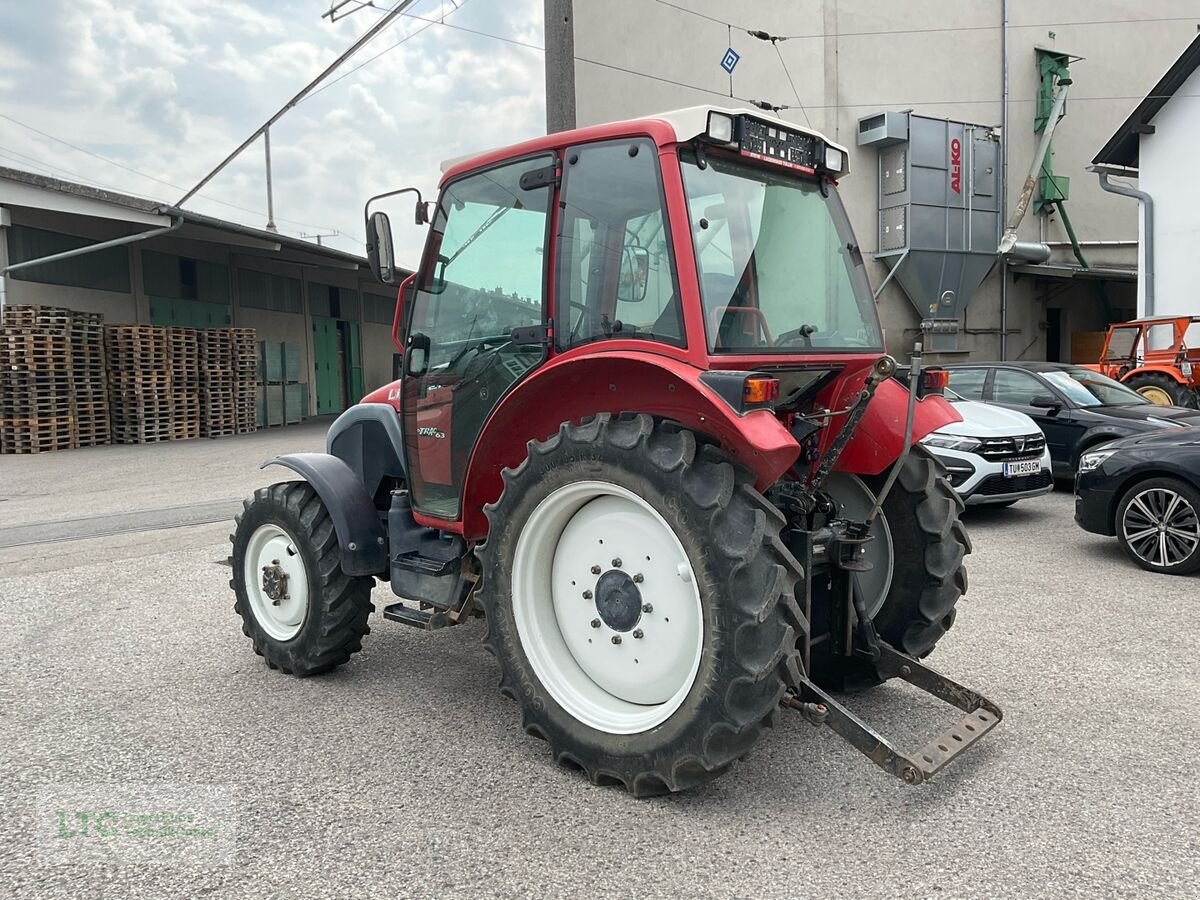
<box><xmin>785</xmin><ymin>643</ymin><xmax>1002</xmax><ymax>785</ymax></box>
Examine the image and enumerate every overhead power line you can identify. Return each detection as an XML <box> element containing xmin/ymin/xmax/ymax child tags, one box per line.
<box><xmin>177</xmin><ymin>0</ymin><xmax>425</xmax><ymax>207</ymax></box>
<box><xmin>0</xmin><ymin>112</ymin><xmax>340</xmax><ymax>232</ymax></box>
<box><xmin>305</xmin><ymin>0</ymin><xmax>479</xmax><ymax>101</ymax></box>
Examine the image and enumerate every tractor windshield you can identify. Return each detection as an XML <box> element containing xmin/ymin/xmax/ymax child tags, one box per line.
<box><xmin>680</xmin><ymin>152</ymin><xmax>881</xmax><ymax>353</ymax></box>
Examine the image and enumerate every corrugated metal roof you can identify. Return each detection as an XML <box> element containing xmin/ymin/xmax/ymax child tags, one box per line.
<box><xmin>1093</xmin><ymin>34</ymin><xmax>1200</xmax><ymax>169</ymax></box>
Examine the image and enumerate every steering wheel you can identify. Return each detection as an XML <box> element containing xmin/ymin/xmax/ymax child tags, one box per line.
<box><xmin>775</xmin><ymin>324</ymin><xmax>819</xmax><ymax>347</ymax></box>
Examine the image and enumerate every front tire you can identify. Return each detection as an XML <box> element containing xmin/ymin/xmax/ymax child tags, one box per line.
<box><xmin>230</xmin><ymin>482</ymin><xmax>375</xmax><ymax>676</ymax></box>
<box><xmin>1115</xmin><ymin>477</ymin><xmax>1200</xmax><ymax>575</ymax></box>
<box><xmin>477</xmin><ymin>414</ymin><xmax>805</xmax><ymax>796</ymax></box>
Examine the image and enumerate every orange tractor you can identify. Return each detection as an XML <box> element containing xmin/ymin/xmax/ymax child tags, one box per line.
<box><xmin>1094</xmin><ymin>316</ymin><xmax>1200</xmax><ymax>407</ymax></box>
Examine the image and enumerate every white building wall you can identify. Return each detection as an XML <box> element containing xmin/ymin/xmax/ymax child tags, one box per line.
<box><xmin>1137</xmin><ymin>64</ymin><xmax>1200</xmax><ymax>318</ymax></box>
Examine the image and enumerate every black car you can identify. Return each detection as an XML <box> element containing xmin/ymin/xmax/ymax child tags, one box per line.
<box><xmin>1075</xmin><ymin>429</ymin><xmax>1200</xmax><ymax>575</ymax></box>
<box><xmin>943</xmin><ymin>362</ymin><xmax>1200</xmax><ymax>476</ymax></box>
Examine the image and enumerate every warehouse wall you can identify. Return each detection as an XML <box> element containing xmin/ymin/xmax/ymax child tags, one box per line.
<box><xmin>552</xmin><ymin>0</ymin><xmax>1193</xmax><ymax>360</ymax></box>
<box><xmin>0</xmin><ymin>198</ymin><xmax>385</xmax><ymax>419</ymax></box>
<box><xmin>361</xmin><ymin>322</ymin><xmax>398</xmax><ymax>392</ymax></box>
<box><xmin>3</xmin><ymin>207</ymin><xmax>139</xmax><ymax>322</ymax></box>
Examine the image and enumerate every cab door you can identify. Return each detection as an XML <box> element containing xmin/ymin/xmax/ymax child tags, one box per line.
<box><xmin>401</xmin><ymin>154</ymin><xmax>557</xmax><ymax>520</ymax></box>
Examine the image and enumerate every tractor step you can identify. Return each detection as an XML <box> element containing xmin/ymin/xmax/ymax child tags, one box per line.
<box><xmin>786</xmin><ymin>643</ymin><xmax>1002</xmax><ymax>785</ymax></box>
<box><xmin>383</xmin><ymin>603</ymin><xmax>449</xmax><ymax>630</ymax></box>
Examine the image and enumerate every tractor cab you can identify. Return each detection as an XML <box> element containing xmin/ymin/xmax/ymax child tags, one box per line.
<box><xmin>362</xmin><ymin>107</ymin><xmax>943</xmax><ymax>532</ymax></box>
<box><xmin>231</xmin><ymin>106</ymin><xmax>1001</xmax><ymax>796</ymax></box>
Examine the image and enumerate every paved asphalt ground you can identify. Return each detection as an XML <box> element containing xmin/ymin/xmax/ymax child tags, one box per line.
<box><xmin>2</xmin><ymin>423</ymin><xmax>1198</xmax><ymax>899</ymax></box>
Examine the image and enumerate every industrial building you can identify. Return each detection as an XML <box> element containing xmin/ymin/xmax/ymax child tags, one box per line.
<box><xmin>544</xmin><ymin>0</ymin><xmax>1197</xmax><ymax>362</ymax></box>
<box><xmin>0</xmin><ymin>167</ymin><xmax>405</xmax><ymax>421</ymax></box>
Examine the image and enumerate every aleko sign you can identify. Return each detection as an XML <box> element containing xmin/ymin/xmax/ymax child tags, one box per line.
<box><xmin>950</xmin><ymin>138</ymin><xmax>962</xmax><ymax>194</ymax></box>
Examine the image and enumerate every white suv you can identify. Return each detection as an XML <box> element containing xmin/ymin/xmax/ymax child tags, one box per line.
<box><xmin>921</xmin><ymin>395</ymin><xmax>1054</xmax><ymax>506</ymax></box>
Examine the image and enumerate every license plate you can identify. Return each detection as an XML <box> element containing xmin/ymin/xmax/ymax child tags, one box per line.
<box><xmin>1003</xmin><ymin>458</ymin><xmax>1042</xmax><ymax>477</ymax></box>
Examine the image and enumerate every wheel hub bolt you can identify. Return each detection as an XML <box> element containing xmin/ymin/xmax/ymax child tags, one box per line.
<box><xmin>632</xmin><ymin>628</ymin><xmax>644</xmax><ymax>639</ymax></box>
<box><xmin>611</xmin><ymin>635</ymin><xmax>622</xmax><ymax>645</ymax></box>
<box><xmin>582</xmin><ymin>590</ymin><xmax>593</xmax><ymax>599</ymax></box>
<box><xmin>591</xmin><ymin>618</ymin><xmax>601</xmax><ymax>629</ymax></box>
<box><xmin>591</xmin><ymin>565</ymin><xmax>601</xmax><ymax>575</ymax></box>
<box><xmin>612</xmin><ymin>558</ymin><xmax>622</xmax><ymax>568</ymax></box>
<box><xmin>642</xmin><ymin>603</ymin><xmax>653</xmax><ymax>614</ymax></box>
<box><xmin>632</xmin><ymin>573</ymin><xmax>644</xmax><ymax>583</ymax></box>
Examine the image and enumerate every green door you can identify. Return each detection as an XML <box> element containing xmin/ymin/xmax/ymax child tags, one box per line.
<box><xmin>312</xmin><ymin>316</ymin><xmax>340</xmax><ymax>415</ymax></box>
<box><xmin>346</xmin><ymin>321</ymin><xmax>364</xmax><ymax>403</ymax></box>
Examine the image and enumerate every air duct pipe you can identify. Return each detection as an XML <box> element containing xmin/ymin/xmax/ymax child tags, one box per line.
<box><xmin>999</xmin><ymin>75</ymin><xmax>1070</xmax><ymax>255</ymax></box>
<box><xmin>1091</xmin><ymin>166</ymin><xmax>1154</xmax><ymax>315</ymax></box>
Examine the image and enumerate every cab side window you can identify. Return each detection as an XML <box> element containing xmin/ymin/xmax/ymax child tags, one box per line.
<box><xmin>947</xmin><ymin>368</ymin><xmax>987</xmax><ymax>400</ymax></box>
<box><xmin>556</xmin><ymin>138</ymin><xmax>683</xmax><ymax>349</ymax></box>
<box><xmin>991</xmin><ymin>369</ymin><xmax>1045</xmax><ymax>406</ymax></box>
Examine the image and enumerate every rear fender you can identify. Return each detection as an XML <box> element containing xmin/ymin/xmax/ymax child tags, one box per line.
<box><xmin>261</xmin><ymin>453</ymin><xmax>387</xmax><ymax>576</ymax></box>
<box><xmin>833</xmin><ymin>377</ymin><xmax>961</xmax><ymax>477</ymax></box>
<box><xmin>457</xmin><ymin>351</ymin><xmax>800</xmax><ymax>539</ymax></box>
<box><xmin>1125</xmin><ymin>364</ymin><xmax>1188</xmax><ymax>385</ymax></box>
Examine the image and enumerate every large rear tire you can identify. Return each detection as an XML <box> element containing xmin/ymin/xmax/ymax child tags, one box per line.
<box><xmin>811</xmin><ymin>446</ymin><xmax>970</xmax><ymax>688</ymax></box>
<box><xmin>1126</xmin><ymin>372</ymin><xmax>1195</xmax><ymax>408</ymax></box>
<box><xmin>230</xmin><ymin>482</ymin><xmax>375</xmax><ymax>676</ymax></box>
<box><xmin>477</xmin><ymin>414</ymin><xmax>805</xmax><ymax>796</ymax></box>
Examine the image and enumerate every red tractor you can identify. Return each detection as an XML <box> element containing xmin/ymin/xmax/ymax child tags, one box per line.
<box><xmin>230</xmin><ymin>107</ymin><xmax>1000</xmax><ymax>794</ymax></box>
<box><xmin>1093</xmin><ymin>316</ymin><xmax>1200</xmax><ymax>407</ymax></box>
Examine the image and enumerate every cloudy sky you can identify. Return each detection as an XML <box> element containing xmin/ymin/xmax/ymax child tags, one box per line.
<box><xmin>0</xmin><ymin>0</ymin><xmax>545</xmax><ymax>264</ymax></box>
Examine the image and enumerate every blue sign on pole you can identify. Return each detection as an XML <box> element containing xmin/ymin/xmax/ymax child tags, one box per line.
<box><xmin>720</xmin><ymin>47</ymin><xmax>740</xmax><ymax>75</ymax></box>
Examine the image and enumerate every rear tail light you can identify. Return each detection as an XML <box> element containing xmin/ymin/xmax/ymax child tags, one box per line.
<box><xmin>743</xmin><ymin>376</ymin><xmax>781</xmax><ymax>407</ymax></box>
<box><xmin>921</xmin><ymin>368</ymin><xmax>950</xmax><ymax>397</ymax></box>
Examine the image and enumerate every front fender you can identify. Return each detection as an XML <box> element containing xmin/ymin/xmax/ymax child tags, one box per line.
<box><xmin>1126</xmin><ymin>364</ymin><xmax>1188</xmax><ymax>385</ymax></box>
<box><xmin>833</xmin><ymin>378</ymin><xmax>961</xmax><ymax>476</ymax></box>
<box><xmin>262</xmin><ymin>453</ymin><xmax>387</xmax><ymax>576</ymax></box>
<box><xmin>457</xmin><ymin>350</ymin><xmax>800</xmax><ymax>539</ymax></box>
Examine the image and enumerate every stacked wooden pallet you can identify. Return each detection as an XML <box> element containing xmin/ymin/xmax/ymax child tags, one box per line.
<box><xmin>199</xmin><ymin>329</ymin><xmax>235</xmax><ymax>437</ymax></box>
<box><xmin>167</xmin><ymin>328</ymin><xmax>200</xmax><ymax>440</ymax></box>
<box><xmin>106</xmin><ymin>325</ymin><xmax>173</xmax><ymax>444</ymax></box>
<box><xmin>231</xmin><ymin>328</ymin><xmax>258</xmax><ymax>434</ymax></box>
<box><xmin>69</xmin><ymin>311</ymin><xmax>110</xmax><ymax>447</ymax></box>
<box><xmin>0</xmin><ymin>319</ymin><xmax>75</xmax><ymax>454</ymax></box>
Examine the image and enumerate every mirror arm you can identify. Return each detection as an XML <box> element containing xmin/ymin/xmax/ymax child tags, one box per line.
<box><xmin>364</xmin><ymin>186</ymin><xmax>427</xmax><ymax>228</ymax></box>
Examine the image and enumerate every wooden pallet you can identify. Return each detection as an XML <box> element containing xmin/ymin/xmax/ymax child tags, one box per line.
<box><xmin>0</xmin><ymin>415</ymin><xmax>77</xmax><ymax>453</ymax></box>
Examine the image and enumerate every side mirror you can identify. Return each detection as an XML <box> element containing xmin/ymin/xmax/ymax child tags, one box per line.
<box><xmin>366</xmin><ymin>211</ymin><xmax>396</xmax><ymax>284</ymax></box>
<box><xmin>1029</xmin><ymin>394</ymin><xmax>1061</xmax><ymax>412</ymax></box>
<box><xmin>617</xmin><ymin>245</ymin><xmax>650</xmax><ymax>303</ymax></box>
<box><xmin>416</xmin><ymin>200</ymin><xmax>435</xmax><ymax>225</ymax></box>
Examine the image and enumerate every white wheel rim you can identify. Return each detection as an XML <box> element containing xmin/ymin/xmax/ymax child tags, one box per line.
<box><xmin>244</xmin><ymin>523</ymin><xmax>310</xmax><ymax>641</ymax></box>
<box><xmin>824</xmin><ymin>474</ymin><xmax>894</xmax><ymax>618</ymax></box>
<box><xmin>1122</xmin><ymin>487</ymin><xmax>1200</xmax><ymax>568</ymax></box>
<box><xmin>511</xmin><ymin>481</ymin><xmax>704</xmax><ymax>735</ymax></box>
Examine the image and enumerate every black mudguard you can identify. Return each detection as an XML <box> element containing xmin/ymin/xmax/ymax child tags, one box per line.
<box><xmin>261</xmin><ymin>453</ymin><xmax>387</xmax><ymax>576</ymax></box>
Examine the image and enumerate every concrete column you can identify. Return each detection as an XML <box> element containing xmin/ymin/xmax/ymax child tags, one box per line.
<box><xmin>544</xmin><ymin>0</ymin><xmax>576</xmax><ymax>134</ymax></box>
<box><xmin>130</xmin><ymin>244</ymin><xmax>150</xmax><ymax>324</ymax></box>
<box><xmin>0</xmin><ymin>205</ymin><xmax>10</xmax><ymax>313</ymax></box>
